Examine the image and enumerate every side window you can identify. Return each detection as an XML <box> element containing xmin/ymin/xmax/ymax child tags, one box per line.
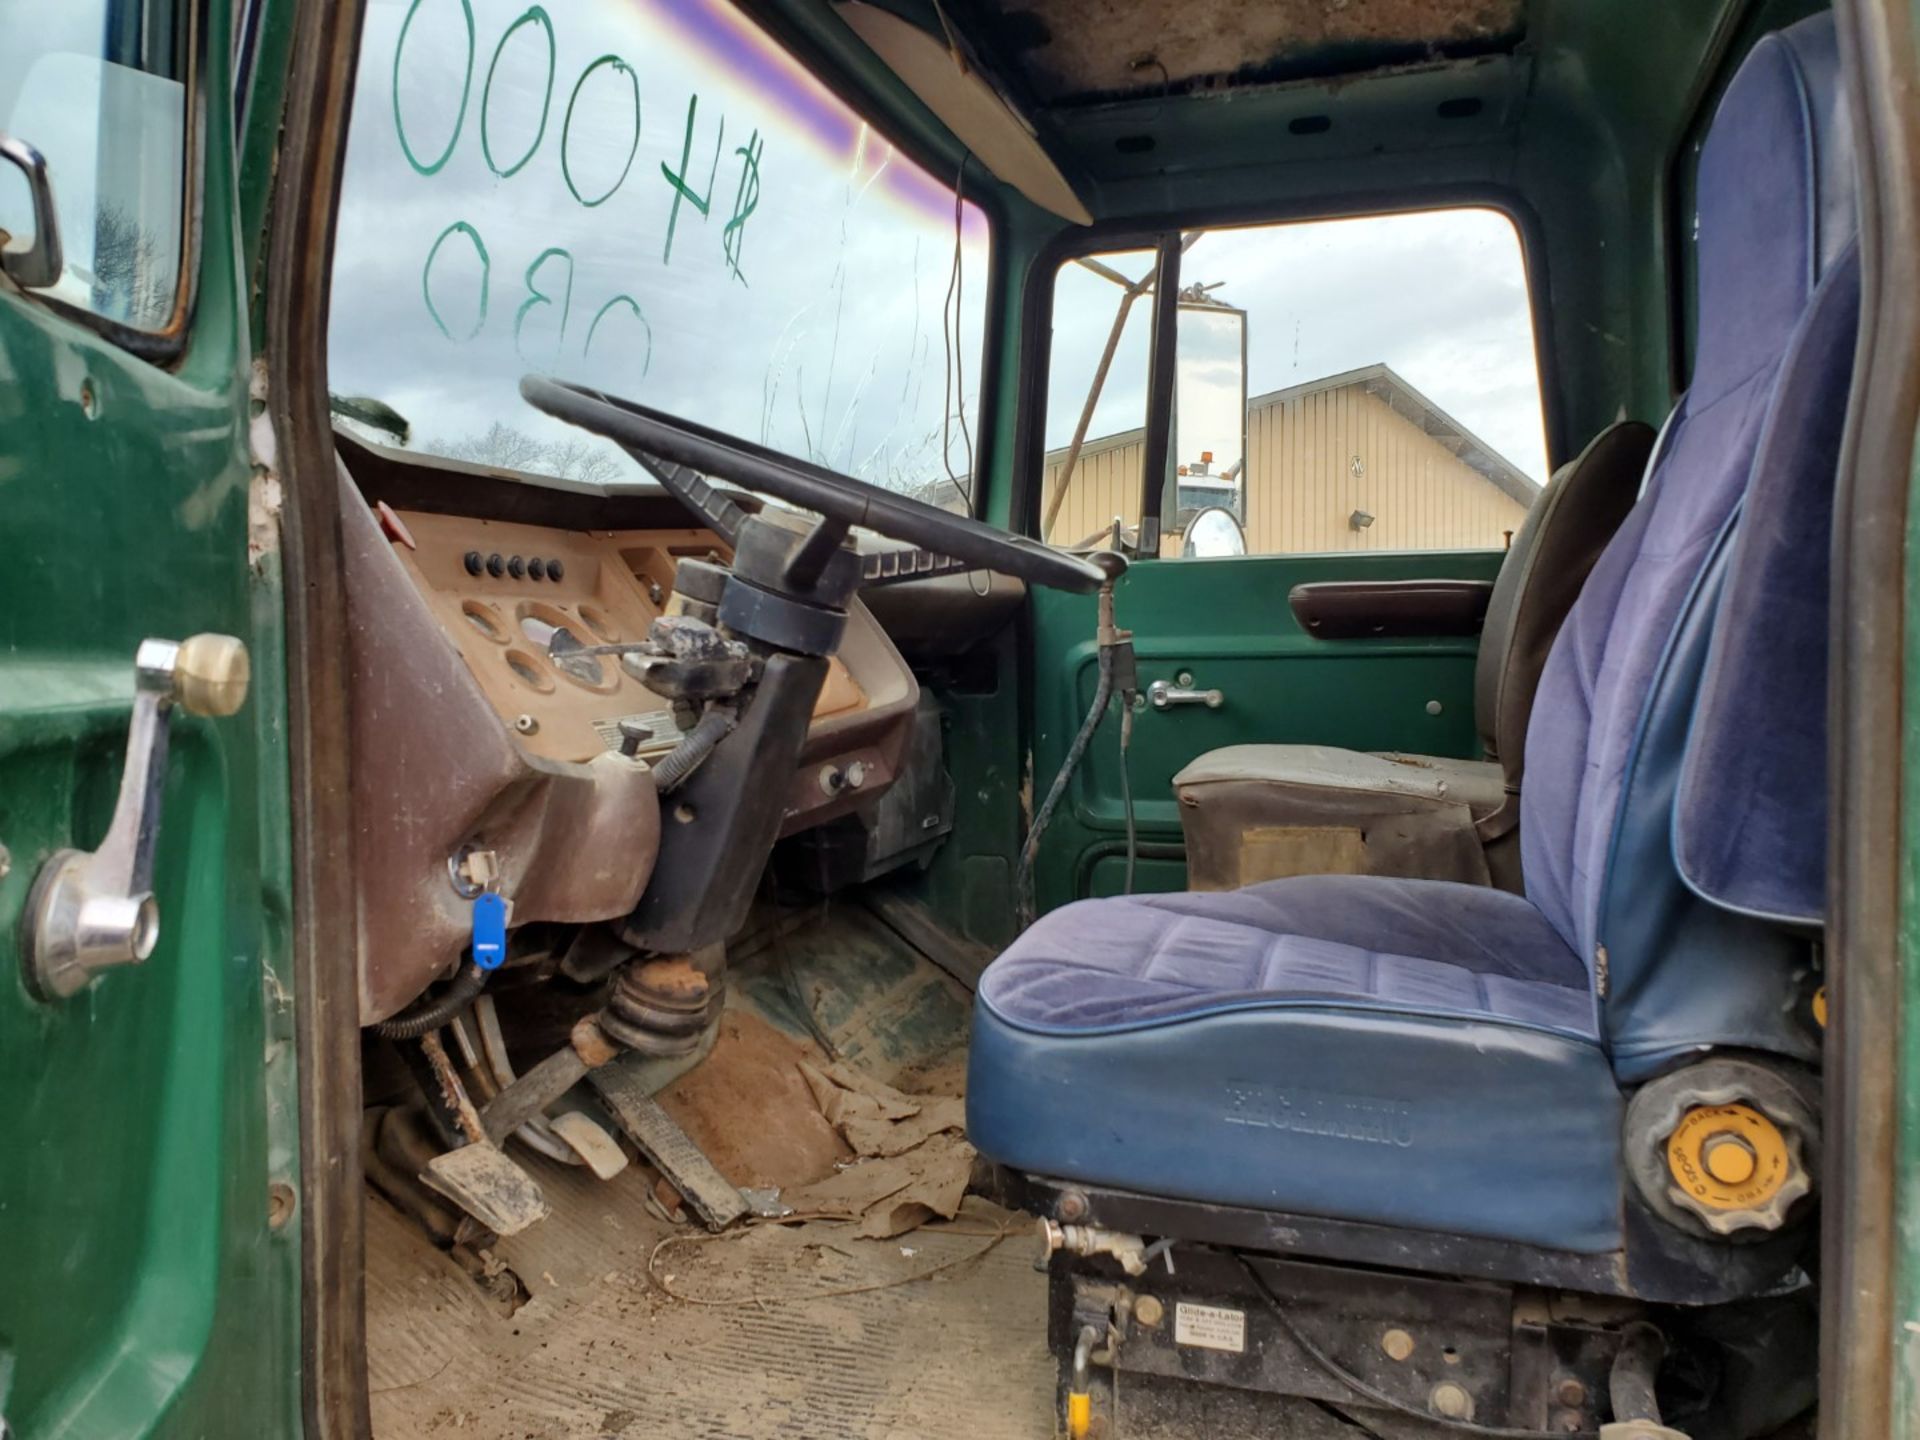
<box><xmin>0</xmin><ymin>5</ymin><xmax>192</xmax><ymax>332</ymax></box>
<box><xmin>1045</xmin><ymin>209</ymin><xmax>1547</xmax><ymax>557</ymax></box>
<box><xmin>1040</xmin><ymin>247</ymin><xmax>1158</xmax><ymax>547</ymax></box>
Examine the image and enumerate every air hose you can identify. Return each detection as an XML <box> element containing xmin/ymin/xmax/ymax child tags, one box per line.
<box><xmin>652</xmin><ymin>702</ymin><xmax>738</xmax><ymax>792</ymax></box>
<box><xmin>1016</xmin><ymin>555</ymin><xmax>1137</xmax><ymax>927</ymax></box>
<box><xmin>1015</xmin><ymin>645</ymin><xmax>1115</xmax><ymax>926</ymax></box>
<box><xmin>371</xmin><ymin>962</ymin><xmax>489</xmax><ymax>1039</ymax></box>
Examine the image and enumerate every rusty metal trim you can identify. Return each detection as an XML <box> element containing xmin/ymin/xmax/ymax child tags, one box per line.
<box><xmin>1820</xmin><ymin>3</ymin><xmax>1915</xmax><ymax>1436</ymax></box>
<box><xmin>265</xmin><ymin>0</ymin><xmax>371</xmax><ymax>1434</ymax></box>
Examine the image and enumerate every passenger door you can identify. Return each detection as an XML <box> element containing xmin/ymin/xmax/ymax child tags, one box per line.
<box><xmin>0</xmin><ymin>4</ymin><xmax>299</xmax><ymax>1436</ymax></box>
<box><xmin>1028</xmin><ymin>209</ymin><xmax>1548</xmax><ymax>910</ymax></box>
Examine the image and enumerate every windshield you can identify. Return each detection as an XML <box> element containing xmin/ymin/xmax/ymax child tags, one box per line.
<box><xmin>328</xmin><ymin>0</ymin><xmax>990</xmax><ymax>498</ymax></box>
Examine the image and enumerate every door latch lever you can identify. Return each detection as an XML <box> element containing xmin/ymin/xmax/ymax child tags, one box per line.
<box><xmin>1147</xmin><ymin>677</ymin><xmax>1225</xmax><ymax>710</ymax></box>
<box><xmin>24</xmin><ymin>634</ymin><xmax>249</xmax><ymax>1000</ymax></box>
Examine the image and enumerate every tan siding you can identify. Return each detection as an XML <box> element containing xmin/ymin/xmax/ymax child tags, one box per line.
<box><xmin>1253</xmin><ymin>384</ymin><xmax>1526</xmax><ymax>552</ymax></box>
<box><xmin>1041</xmin><ymin>433</ymin><xmax>1145</xmax><ymax>547</ymax></box>
<box><xmin>1042</xmin><ymin>380</ymin><xmax>1531</xmax><ymax>552</ymax></box>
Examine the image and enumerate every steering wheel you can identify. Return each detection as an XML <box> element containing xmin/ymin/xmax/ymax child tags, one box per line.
<box><xmin>521</xmin><ymin>376</ymin><xmax>1105</xmax><ymax>594</ymax></box>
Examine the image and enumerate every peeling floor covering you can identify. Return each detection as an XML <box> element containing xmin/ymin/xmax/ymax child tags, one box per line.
<box><xmin>365</xmin><ymin>1166</ymin><xmax>1054</xmax><ymax>1439</ymax></box>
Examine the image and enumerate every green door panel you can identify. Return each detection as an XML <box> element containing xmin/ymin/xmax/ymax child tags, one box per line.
<box><xmin>1028</xmin><ymin>549</ymin><xmax>1505</xmax><ymax>913</ymax></box>
<box><xmin>0</xmin><ymin>6</ymin><xmax>300</xmax><ymax>1438</ymax></box>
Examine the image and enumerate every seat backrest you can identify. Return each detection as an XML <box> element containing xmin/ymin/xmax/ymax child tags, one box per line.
<box><xmin>1474</xmin><ymin>419</ymin><xmax>1654</xmax><ymax>789</ymax></box>
<box><xmin>1519</xmin><ymin>12</ymin><xmax>1856</xmax><ymax>1060</ymax></box>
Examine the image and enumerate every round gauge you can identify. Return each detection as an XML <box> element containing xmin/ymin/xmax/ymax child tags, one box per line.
<box><xmin>462</xmin><ymin>600</ymin><xmax>508</xmax><ymax>643</ymax></box>
<box><xmin>578</xmin><ymin>604</ymin><xmax>620</xmax><ymax>644</ymax></box>
<box><xmin>503</xmin><ymin>649</ymin><xmax>555</xmax><ymax>693</ymax></box>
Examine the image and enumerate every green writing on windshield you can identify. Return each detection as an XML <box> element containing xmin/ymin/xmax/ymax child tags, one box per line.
<box><xmin>514</xmin><ymin>246</ymin><xmax>574</xmax><ymax>362</ymax></box>
<box><xmin>392</xmin><ymin>0</ymin><xmax>475</xmax><ymax>176</ymax></box>
<box><xmin>479</xmin><ymin>6</ymin><xmax>554</xmax><ymax>178</ymax></box>
<box><xmin>396</xmin><ymin>5</ymin><xmax>766</xmax><ymax>356</ymax></box>
<box><xmin>421</xmin><ymin>220</ymin><xmax>489</xmax><ymax>339</ymax></box>
<box><xmin>660</xmin><ymin>93</ymin><xmax>723</xmax><ymax>265</ymax></box>
<box><xmin>560</xmin><ymin>54</ymin><xmax>641</xmax><ymax>207</ymax></box>
<box><xmin>724</xmin><ymin>130</ymin><xmax>762</xmax><ymax>287</ymax></box>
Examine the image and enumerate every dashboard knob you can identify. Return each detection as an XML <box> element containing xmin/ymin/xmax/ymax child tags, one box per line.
<box><xmin>508</xmin><ymin>555</ymin><xmax>526</xmax><ymax>579</ymax></box>
<box><xmin>528</xmin><ymin>557</ymin><xmax>546</xmax><ymax>581</ymax></box>
<box><xmin>463</xmin><ymin>550</ymin><xmax>483</xmax><ymax>576</ymax></box>
<box><xmin>486</xmin><ymin>553</ymin><xmax>505</xmax><ymax>577</ymax></box>
<box><xmin>617</xmin><ymin>718</ymin><xmax>653</xmax><ymax>758</ymax></box>
<box><xmin>547</xmin><ymin>557</ymin><xmax>565</xmax><ymax>581</ymax></box>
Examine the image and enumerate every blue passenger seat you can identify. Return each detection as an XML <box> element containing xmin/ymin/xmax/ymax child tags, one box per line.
<box><xmin>967</xmin><ymin>12</ymin><xmax>1857</xmax><ymax>1261</ymax></box>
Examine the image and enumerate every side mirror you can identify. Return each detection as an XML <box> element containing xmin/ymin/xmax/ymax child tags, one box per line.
<box><xmin>1181</xmin><ymin>506</ymin><xmax>1248</xmax><ymax>558</ymax></box>
<box><xmin>1168</xmin><ymin>297</ymin><xmax>1248</xmax><ymax>536</ymax></box>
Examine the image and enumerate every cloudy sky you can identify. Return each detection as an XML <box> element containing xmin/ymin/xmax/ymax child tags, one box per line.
<box><xmin>1046</xmin><ymin>212</ymin><xmax>1548</xmax><ymax>484</ymax></box>
<box><xmin>329</xmin><ymin>0</ymin><xmax>1546</xmax><ymax>496</ymax></box>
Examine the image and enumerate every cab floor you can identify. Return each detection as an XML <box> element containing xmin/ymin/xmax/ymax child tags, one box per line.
<box><xmin>366</xmin><ymin>900</ymin><xmax>1056</xmax><ymax>1440</ymax></box>
<box><xmin>365</xmin><ymin>1177</ymin><xmax>1052</xmax><ymax>1439</ymax></box>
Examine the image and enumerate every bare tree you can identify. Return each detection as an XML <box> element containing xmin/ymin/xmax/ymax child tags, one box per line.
<box><xmin>92</xmin><ymin>205</ymin><xmax>175</xmax><ymax>325</ymax></box>
<box><xmin>543</xmin><ymin>436</ymin><xmax>626</xmax><ymax>486</ymax></box>
<box><xmin>431</xmin><ymin>422</ymin><xmax>629</xmax><ymax>484</ymax></box>
<box><xmin>435</xmin><ymin>421</ymin><xmax>546</xmax><ymax>472</ymax></box>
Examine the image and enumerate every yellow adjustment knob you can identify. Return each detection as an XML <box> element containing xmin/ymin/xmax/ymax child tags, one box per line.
<box><xmin>1665</xmin><ymin>1102</ymin><xmax>1803</xmax><ymax>1233</ymax></box>
<box><xmin>174</xmin><ymin>633</ymin><xmax>251</xmax><ymax>718</ymax></box>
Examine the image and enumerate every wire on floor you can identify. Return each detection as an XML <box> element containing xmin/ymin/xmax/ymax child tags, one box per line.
<box><xmin>647</xmin><ymin>1217</ymin><xmax>1015</xmax><ymax>1308</ymax></box>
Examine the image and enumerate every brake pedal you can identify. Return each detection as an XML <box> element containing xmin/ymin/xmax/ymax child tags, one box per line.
<box><xmin>421</xmin><ymin>1141</ymin><xmax>552</xmax><ymax>1236</ymax></box>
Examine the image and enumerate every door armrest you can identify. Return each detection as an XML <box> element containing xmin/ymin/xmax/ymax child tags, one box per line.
<box><xmin>1287</xmin><ymin>579</ymin><xmax>1495</xmax><ymax>639</ymax></box>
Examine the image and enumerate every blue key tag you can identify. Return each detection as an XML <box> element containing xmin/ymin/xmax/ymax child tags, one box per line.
<box><xmin>471</xmin><ymin>890</ymin><xmax>510</xmax><ymax>971</ymax></box>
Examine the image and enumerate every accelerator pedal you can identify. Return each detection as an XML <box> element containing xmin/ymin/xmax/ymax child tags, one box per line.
<box><xmin>590</xmin><ymin>1055</ymin><xmax>750</xmax><ymax>1230</ymax></box>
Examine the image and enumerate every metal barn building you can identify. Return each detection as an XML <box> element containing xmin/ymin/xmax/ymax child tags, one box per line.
<box><xmin>1042</xmin><ymin>363</ymin><xmax>1538</xmax><ymax>553</ymax></box>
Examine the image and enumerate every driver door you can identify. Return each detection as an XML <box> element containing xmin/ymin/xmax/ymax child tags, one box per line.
<box><xmin>0</xmin><ymin>3</ymin><xmax>299</xmax><ymax>1435</ymax></box>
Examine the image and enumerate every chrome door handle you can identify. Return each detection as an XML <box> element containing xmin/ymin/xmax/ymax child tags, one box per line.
<box><xmin>25</xmin><ymin>634</ymin><xmax>250</xmax><ymax>1000</ymax></box>
<box><xmin>1148</xmin><ymin>677</ymin><xmax>1224</xmax><ymax>711</ymax></box>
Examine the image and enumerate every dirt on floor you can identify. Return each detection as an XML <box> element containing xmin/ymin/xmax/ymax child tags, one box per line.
<box><xmin>366</xmin><ymin>1158</ymin><xmax>1053</xmax><ymax>1439</ymax></box>
<box><xmin>369</xmin><ymin>927</ymin><xmax>1057</xmax><ymax>1440</ymax></box>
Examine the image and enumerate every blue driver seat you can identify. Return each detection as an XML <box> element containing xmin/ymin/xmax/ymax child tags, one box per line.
<box><xmin>968</xmin><ymin>12</ymin><xmax>1856</xmax><ymax>1276</ymax></box>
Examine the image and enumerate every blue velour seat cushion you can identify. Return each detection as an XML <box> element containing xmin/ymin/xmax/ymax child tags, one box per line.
<box><xmin>968</xmin><ymin>877</ymin><xmax>1625</xmax><ymax>1252</ymax></box>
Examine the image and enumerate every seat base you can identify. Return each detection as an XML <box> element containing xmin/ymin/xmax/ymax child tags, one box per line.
<box><xmin>1173</xmin><ymin>745</ymin><xmax>1519</xmax><ymax>891</ymax></box>
<box><xmin>1038</xmin><ymin>1232</ymin><xmax>1816</xmax><ymax>1439</ymax></box>
<box><xmin>1047</xmin><ymin>1246</ymin><xmax>1611</xmax><ymax>1435</ymax></box>
<box><xmin>1003</xmin><ymin>1170</ymin><xmax>1811</xmax><ymax>1306</ymax></box>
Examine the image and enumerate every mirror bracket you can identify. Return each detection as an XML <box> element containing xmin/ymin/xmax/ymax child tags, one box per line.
<box><xmin>0</xmin><ymin>134</ymin><xmax>63</xmax><ymax>289</ymax></box>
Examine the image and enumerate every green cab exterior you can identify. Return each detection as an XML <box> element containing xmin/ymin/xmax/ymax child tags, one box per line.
<box><xmin>0</xmin><ymin>3</ymin><xmax>300</xmax><ymax>1435</ymax></box>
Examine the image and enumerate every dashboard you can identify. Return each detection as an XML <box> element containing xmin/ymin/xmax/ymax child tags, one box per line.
<box><xmin>338</xmin><ymin>432</ymin><xmax>921</xmax><ymax>1024</ymax></box>
<box><xmin>385</xmin><ymin>509</ymin><xmax>877</xmax><ymax>770</ymax></box>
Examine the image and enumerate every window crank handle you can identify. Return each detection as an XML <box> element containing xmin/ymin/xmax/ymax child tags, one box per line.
<box><xmin>23</xmin><ymin>634</ymin><xmax>250</xmax><ymax>1001</ymax></box>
